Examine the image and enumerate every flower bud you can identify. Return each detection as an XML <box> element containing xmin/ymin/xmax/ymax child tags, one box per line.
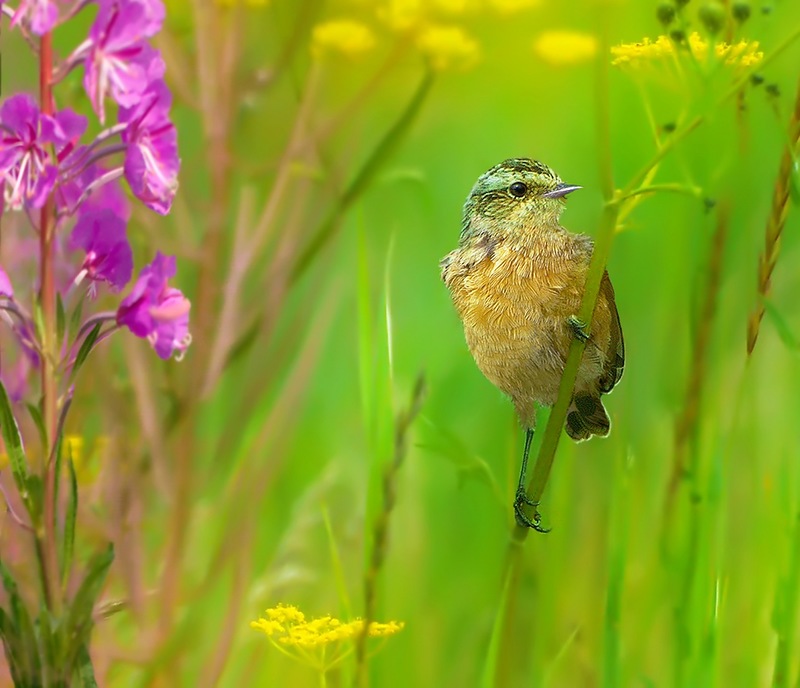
<box><xmin>732</xmin><ymin>2</ymin><xmax>751</xmax><ymax>22</ymax></box>
<box><xmin>656</xmin><ymin>2</ymin><xmax>676</xmax><ymax>26</ymax></box>
<box><xmin>699</xmin><ymin>1</ymin><xmax>726</xmax><ymax>34</ymax></box>
<box><xmin>669</xmin><ymin>29</ymin><xmax>687</xmax><ymax>45</ymax></box>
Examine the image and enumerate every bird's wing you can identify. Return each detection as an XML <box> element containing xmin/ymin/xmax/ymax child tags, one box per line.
<box><xmin>598</xmin><ymin>271</ymin><xmax>624</xmax><ymax>394</ymax></box>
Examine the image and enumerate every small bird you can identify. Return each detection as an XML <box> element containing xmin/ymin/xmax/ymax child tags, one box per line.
<box><xmin>440</xmin><ymin>158</ymin><xmax>624</xmax><ymax>530</ymax></box>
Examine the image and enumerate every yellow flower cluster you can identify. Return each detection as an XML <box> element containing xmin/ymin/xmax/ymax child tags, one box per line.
<box><xmin>416</xmin><ymin>24</ymin><xmax>480</xmax><ymax>71</ymax></box>
<box><xmin>311</xmin><ymin>19</ymin><xmax>377</xmax><ymax>59</ymax></box>
<box><xmin>533</xmin><ymin>30</ymin><xmax>597</xmax><ymax>66</ymax></box>
<box><xmin>251</xmin><ymin>604</ymin><xmax>405</xmax><ymax>649</ymax></box>
<box><xmin>611</xmin><ymin>32</ymin><xmax>763</xmax><ymax>68</ymax></box>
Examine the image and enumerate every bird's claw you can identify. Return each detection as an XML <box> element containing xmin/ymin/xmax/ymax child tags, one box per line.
<box><xmin>514</xmin><ymin>489</ymin><xmax>550</xmax><ymax>533</ymax></box>
<box><xmin>567</xmin><ymin>315</ymin><xmax>590</xmax><ymax>343</ymax></box>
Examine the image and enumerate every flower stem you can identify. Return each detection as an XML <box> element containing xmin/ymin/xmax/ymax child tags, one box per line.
<box><xmin>39</xmin><ymin>30</ymin><xmax>63</xmax><ymax>615</ymax></box>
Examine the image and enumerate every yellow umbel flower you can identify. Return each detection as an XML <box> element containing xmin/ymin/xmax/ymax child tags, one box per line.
<box><xmin>311</xmin><ymin>19</ymin><xmax>377</xmax><ymax>60</ymax></box>
<box><xmin>378</xmin><ymin>0</ymin><xmax>425</xmax><ymax>31</ymax></box>
<box><xmin>252</xmin><ymin>604</ymin><xmax>404</xmax><ymax>674</ymax></box>
<box><xmin>533</xmin><ymin>30</ymin><xmax>597</xmax><ymax>66</ymax></box>
<box><xmin>489</xmin><ymin>0</ymin><xmax>540</xmax><ymax>14</ymax></box>
<box><xmin>611</xmin><ymin>32</ymin><xmax>763</xmax><ymax>68</ymax></box>
<box><xmin>416</xmin><ymin>24</ymin><xmax>480</xmax><ymax>71</ymax></box>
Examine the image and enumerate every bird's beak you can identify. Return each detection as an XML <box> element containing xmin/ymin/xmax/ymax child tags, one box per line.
<box><xmin>541</xmin><ymin>183</ymin><xmax>582</xmax><ymax>199</ymax></box>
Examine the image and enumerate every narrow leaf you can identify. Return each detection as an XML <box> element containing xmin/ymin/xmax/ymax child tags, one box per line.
<box><xmin>74</xmin><ymin>644</ymin><xmax>99</xmax><ymax>688</ymax></box>
<box><xmin>64</xmin><ymin>545</ymin><xmax>114</xmax><ymax>671</ymax></box>
<box><xmin>0</xmin><ymin>381</ymin><xmax>30</xmax><ymax>504</ymax></box>
<box><xmin>26</xmin><ymin>402</ymin><xmax>47</xmax><ymax>452</ymax></box>
<box><xmin>61</xmin><ymin>452</ymin><xmax>79</xmax><ymax>589</ymax></box>
<box><xmin>56</xmin><ymin>293</ymin><xmax>66</xmax><ymax>347</ymax></box>
<box><xmin>70</xmin><ymin>323</ymin><xmax>102</xmax><ymax>383</ymax></box>
<box><xmin>0</xmin><ymin>560</ymin><xmax>39</xmax><ymax>679</ymax></box>
<box><xmin>69</xmin><ymin>298</ymin><xmax>85</xmax><ymax>342</ymax></box>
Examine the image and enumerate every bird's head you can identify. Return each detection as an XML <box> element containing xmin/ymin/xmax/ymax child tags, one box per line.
<box><xmin>461</xmin><ymin>158</ymin><xmax>580</xmax><ymax>239</ymax></box>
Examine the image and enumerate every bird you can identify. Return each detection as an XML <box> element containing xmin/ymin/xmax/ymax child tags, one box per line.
<box><xmin>440</xmin><ymin>158</ymin><xmax>624</xmax><ymax>530</ymax></box>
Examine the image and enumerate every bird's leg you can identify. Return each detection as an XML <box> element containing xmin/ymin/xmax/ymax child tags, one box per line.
<box><xmin>513</xmin><ymin>428</ymin><xmax>550</xmax><ymax>532</ymax></box>
<box><xmin>567</xmin><ymin>315</ymin><xmax>590</xmax><ymax>343</ymax></box>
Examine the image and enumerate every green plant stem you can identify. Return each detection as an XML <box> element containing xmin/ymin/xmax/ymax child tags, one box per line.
<box><xmin>290</xmin><ymin>69</ymin><xmax>434</xmax><ymax>285</ymax></box>
<box><xmin>39</xmin><ymin>30</ymin><xmax>62</xmax><ymax>617</ymax></box>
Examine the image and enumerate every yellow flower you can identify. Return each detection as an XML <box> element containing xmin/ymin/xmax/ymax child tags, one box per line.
<box><xmin>533</xmin><ymin>30</ymin><xmax>597</xmax><ymax>66</ymax></box>
<box><xmin>378</xmin><ymin>0</ymin><xmax>425</xmax><ymax>31</ymax></box>
<box><xmin>488</xmin><ymin>0</ymin><xmax>540</xmax><ymax>14</ymax></box>
<box><xmin>251</xmin><ymin>604</ymin><xmax>404</xmax><ymax>674</ymax></box>
<box><xmin>311</xmin><ymin>19</ymin><xmax>377</xmax><ymax>60</ymax></box>
<box><xmin>416</xmin><ymin>24</ymin><xmax>480</xmax><ymax>71</ymax></box>
<box><xmin>611</xmin><ymin>32</ymin><xmax>763</xmax><ymax>68</ymax></box>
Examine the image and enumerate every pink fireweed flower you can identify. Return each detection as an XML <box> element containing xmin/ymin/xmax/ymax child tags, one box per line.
<box><xmin>58</xmin><ymin>159</ymin><xmax>131</xmax><ymax>220</ymax></box>
<box><xmin>116</xmin><ymin>252</ymin><xmax>191</xmax><ymax>360</ymax></box>
<box><xmin>119</xmin><ymin>79</ymin><xmax>179</xmax><ymax>214</ymax></box>
<box><xmin>69</xmin><ymin>209</ymin><xmax>133</xmax><ymax>293</ymax></box>
<box><xmin>0</xmin><ymin>267</ymin><xmax>13</xmax><ymax>298</ymax></box>
<box><xmin>80</xmin><ymin>0</ymin><xmax>166</xmax><ymax>124</ymax></box>
<box><xmin>0</xmin><ymin>94</ymin><xmax>87</xmax><ymax>210</ymax></box>
<box><xmin>10</xmin><ymin>0</ymin><xmax>60</xmax><ymax>35</ymax></box>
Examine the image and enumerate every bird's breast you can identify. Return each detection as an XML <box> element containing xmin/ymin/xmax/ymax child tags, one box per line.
<box><xmin>446</xmin><ymin>242</ymin><xmax>582</xmax><ymax>402</ymax></box>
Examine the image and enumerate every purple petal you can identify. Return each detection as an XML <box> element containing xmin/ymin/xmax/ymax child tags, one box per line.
<box><xmin>70</xmin><ymin>209</ymin><xmax>133</xmax><ymax>291</ymax></box>
<box><xmin>117</xmin><ymin>252</ymin><xmax>190</xmax><ymax>359</ymax></box>
<box><xmin>11</xmin><ymin>0</ymin><xmax>59</xmax><ymax>35</ymax></box>
<box><xmin>0</xmin><ymin>267</ymin><xmax>13</xmax><ymax>298</ymax></box>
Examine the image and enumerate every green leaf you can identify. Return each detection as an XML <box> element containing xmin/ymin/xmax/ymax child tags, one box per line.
<box><xmin>70</xmin><ymin>323</ymin><xmax>102</xmax><ymax>383</ymax></box>
<box><xmin>763</xmin><ymin>299</ymin><xmax>800</xmax><ymax>352</ymax></box>
<box><xmin>26</xmin><ymin>402</ymin><xmax>47</xmax><ymax>453</ymax></box>
<box><xmin>0</xmin><ymin>381</ymin><xmax>31</xmax><ymax>507</ymax></box>
<box><xmin>74</xmin><ymin>644</ymin><xmax>98</xmax><ymax>688</ymax></box>
<box><xmin>64</xmin><ymin>545</ymin><xmax>114</xmax><ymax>673</ymax></box>
<box><xmin>0</xmin><ymin>608</ymin><xmax>25</xmax><ymax>687</ymax></box>
<box><xmin>56</xmin><ymin>293</ymin><xmax>66</xmax><ymax>347</ymax></box>
<box><xmin>61</xmin><ymin>452</ymin><xmax>79</xmax><ymax>589</ymax></box>
<box><xmin>69</xmin><ymin>298</ymin><xmax>85</xmax><ymax>342</ymax></box>
<box><xmin>0</xmin><ymin>559</ymin><xmax>40</xmax><ymax>680</ymax></box>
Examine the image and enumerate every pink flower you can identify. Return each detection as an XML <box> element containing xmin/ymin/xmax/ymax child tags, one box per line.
<box><xmin>116</xmin><ymin>252</ymin><xmax>191</xmax><ymax>359</ymax></box>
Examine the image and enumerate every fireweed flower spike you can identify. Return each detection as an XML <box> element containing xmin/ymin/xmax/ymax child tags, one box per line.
<box><xmin>117</xmin><ymin>252</ymin><xmax>191</xmax><ymax>360</ymax></box>
<box><xmin>69</xmin><ymin>209</ymin><xmax>134</xmax><ymax>293</ymax></box>
<box><xmin>0</xmin><ymin>94</ymin><xmax>87</xmax><ymax>210</ymax></box>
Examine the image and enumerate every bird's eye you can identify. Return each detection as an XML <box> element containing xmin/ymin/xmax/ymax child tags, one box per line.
<box><xmin>509</xmin><ymin>182</ymin><xmax>527</xmax><ymax>198</ymax></box>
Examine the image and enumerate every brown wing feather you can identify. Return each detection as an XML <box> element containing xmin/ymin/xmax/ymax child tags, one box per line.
<box><xmin>598</xmin><ymin>271</ymin><xmax>624</xmax><ymax>394</ymax></box>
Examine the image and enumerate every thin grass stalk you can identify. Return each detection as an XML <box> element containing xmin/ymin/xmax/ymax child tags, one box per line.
<box><xmin>746</xmin><ymin>73</ymin><xmax>800</xmax><ymax>355</ymax></box>
<box><xmin>355</xmin><ymin>376</ymin><xmax>425</xmax><ymax>687</ymax></box>
<box><xmin>773</xmin><ymin>478</ymin><xmax>800</xmax><ymax>686</ymax></box>
<box><xmin>189</xmin><ymin>0</ymin><xmax>237</xmax><ymax>358</ymax></box>
<box><xmin>663</xmin><ymin>205</ymin><xmax>731</xmax><ymax>529</ymax></box>
<box><xmin>290</xmin><ymin>69</ymin><xmax>434</xmax><ymax>285</ymax></box>
<box><xmin>602</xmin><ymin>450</ymin><xmax>630</xmax><ymax>688</ymax></box>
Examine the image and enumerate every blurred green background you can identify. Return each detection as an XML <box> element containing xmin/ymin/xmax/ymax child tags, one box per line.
<box><xmin>4</xmin><ymin>0</ymin><xmax>800</xmax><ymax>685</ymax></box>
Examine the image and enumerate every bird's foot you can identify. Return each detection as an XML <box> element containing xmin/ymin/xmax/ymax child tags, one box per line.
<box><xmin>514</xmin><ymin>489</ymin><xmax>550</xmax><ymax>533</ymax></box>
<box><xmin>567</xmin><ymin>315</ymin><xmax>590</xmax><ymax>343</ymax></box>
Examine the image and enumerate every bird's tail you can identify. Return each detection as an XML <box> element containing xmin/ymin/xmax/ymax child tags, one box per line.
<box><xmin>565</xmin><ymin>393</ymin><xmax>610</xmax><ymax>442</ymax></box>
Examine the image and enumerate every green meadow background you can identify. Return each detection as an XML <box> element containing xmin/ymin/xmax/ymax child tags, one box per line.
<box><xmin>4</xmin><ymin>0</ymin><xmax>800</xmax><ymax>686</ymax></box>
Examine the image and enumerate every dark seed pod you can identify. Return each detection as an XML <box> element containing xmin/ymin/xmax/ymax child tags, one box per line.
<box><xmin>699</xmin><ymin>1</ymin><xmax>726</xmax><ymax>34</ymax></box>
<box><xmin>656</xmin><ymin>2</ymin><xmax>677</xmax><ymax>26</ymax></box>
<box><xmin>669</xmin><ymin>29</ymin><xmax>687</xmax><ymax>44</ymax></box>
<box><xmin>732</xmin><ymin>2</ymin><xmax>751</xmax><ymax>22</ymax></box>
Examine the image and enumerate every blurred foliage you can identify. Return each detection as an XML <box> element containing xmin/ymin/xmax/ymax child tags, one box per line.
<box><xmin>2</xmin><ymin>0</ymin><xmax>800</xmax><ymax>686</ymax></box>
